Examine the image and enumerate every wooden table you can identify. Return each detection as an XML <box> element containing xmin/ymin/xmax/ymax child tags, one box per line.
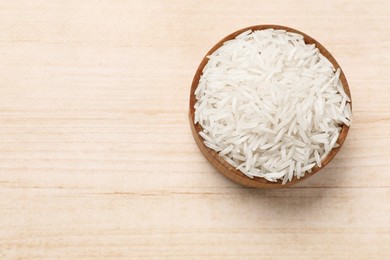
<box><xmin>1</xmin><ymin>0</ymin><xmax>389</xmax><ymax>258</ymax></box>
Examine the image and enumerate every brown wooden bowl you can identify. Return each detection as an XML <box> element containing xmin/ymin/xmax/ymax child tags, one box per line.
<box><xmin>189</xmin><ymin>24</ymin><xmax>352</xmax><ymax>188</ymax></box>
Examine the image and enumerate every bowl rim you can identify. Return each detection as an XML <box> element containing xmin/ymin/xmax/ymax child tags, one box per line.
<box><xmin>189</xmin><ymin>24</ymin><xmax>352</xmax><ymax>188</ymax></box>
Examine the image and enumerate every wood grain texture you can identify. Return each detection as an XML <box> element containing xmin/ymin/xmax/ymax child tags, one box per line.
<box><xmin>189</xmin><ymin>24</ymin><xmax>351</xmax><ymax>188</ymax></box>
<box><xmin>0</xmin><ymin>0</ymin><xmax>389</xmax><ymax>258</ymax></box>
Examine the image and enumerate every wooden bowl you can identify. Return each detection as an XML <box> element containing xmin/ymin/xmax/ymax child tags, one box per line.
<box><xmin>189</xmin><ymin>25</ymin><xmax>352</xmax><ymax>188</ymax></box>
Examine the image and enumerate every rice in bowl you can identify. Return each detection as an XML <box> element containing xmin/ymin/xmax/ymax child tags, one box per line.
<box><xmin>193</xmin><ymin>28</ymin><xmax>352</xmax><ymax>185</ymax></box>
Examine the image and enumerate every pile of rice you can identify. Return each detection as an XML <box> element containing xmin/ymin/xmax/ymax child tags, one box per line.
<box><xmin>194</xmin><ymin>29</ymin><xmax>352</xmax><ymax>184</ymax></box>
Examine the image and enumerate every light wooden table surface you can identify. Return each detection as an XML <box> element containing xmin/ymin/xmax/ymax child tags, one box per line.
<box><xmin>0</xmin><ymin>0</ymin><xmax>389</xmax><ymax>259</ymax></box>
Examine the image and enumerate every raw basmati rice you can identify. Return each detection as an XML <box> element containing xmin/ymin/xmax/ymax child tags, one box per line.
<box><xmin>194</xmin><ymin>29</ymin><xmax>352</xmax><ymax>184</ymax></box>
